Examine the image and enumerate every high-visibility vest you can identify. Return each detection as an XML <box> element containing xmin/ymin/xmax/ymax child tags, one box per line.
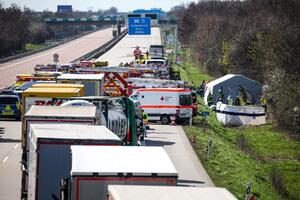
<box><xmin>142</xmin><ymin>112</ymin><xmax>148</xmax><ymax>125</ymax></box>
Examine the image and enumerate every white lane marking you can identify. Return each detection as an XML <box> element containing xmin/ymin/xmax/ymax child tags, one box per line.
<box><xmin>14</xmin><ymin>144</ymin><xmax>19</xmax><ymax>149</ymax></box>
<box><xmin>2</xmin><ymin>156</ymin><xmax>8</xmax><ymax>162</ymax></box>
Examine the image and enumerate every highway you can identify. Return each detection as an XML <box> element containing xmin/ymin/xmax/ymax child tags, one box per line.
<box><xmin>0</xmin><ymin>26</ymin><xmax>214</xmax><ymax>199</ymax></box>
<box><xmin>95</xmin><ymin>28</ymin><xmax>214</xmax><ymax>186</ymax></box>
<box><xmin>0</xmin><ymin>27</ymin><xmax>113</xmax><ymax>89</ymax></box>
<box><xmin>95</xmin><ymin>27</ymin><xmax>161</xmax><ymax>66</ymax></box>
<box><xmin>0</xmin><ymin>121</ymin><xmax>21</xmax><ymax>199</ymax></box>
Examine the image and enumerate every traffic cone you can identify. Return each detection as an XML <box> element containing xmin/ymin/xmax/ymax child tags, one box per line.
<box><xmin>170</xmin><ymin>115</ymin><xmax>177</xmax><ymax>126</ymax></box>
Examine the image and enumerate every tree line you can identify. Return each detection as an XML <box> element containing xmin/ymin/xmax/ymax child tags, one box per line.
<box><xmin>170</xmin><ymin>0</ymin><xmax>300</xmax><ymax>132</ymax></box>
<box><xmin>0</xmin><ymin>3</ymin><xmax>118</xmax><ymax>57</ymax></box>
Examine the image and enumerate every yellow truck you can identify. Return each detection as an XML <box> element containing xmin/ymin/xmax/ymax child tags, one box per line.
<box><xmin>32</xmin><ymin>83</ymin><xmax>85</xmax><ymax>96</ymax></box>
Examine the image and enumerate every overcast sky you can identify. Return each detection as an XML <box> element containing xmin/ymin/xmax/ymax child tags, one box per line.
<box><xmin>1</xmin><ymin>0</ymin><xmax>195</xmax><ymax>12</ymax></box>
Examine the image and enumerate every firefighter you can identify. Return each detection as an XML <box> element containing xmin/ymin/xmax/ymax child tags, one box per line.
<box><xmin>207</xmin><ymin>92</ymin><xmax>213</xmax><ymax>106</ymax></box>
<box><xmin>133</xmin><ymin>46</ymin><xmax>141</xmax><ymax>60</ymax></box>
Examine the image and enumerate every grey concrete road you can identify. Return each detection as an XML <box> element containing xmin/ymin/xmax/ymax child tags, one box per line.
<box><xmin>0</xmin><ymin>121</ymin><xmax>21</xmax><ymax>199</ymax></box>
<box><xmin>0</xmin><ymin>28</ymin><xmax>113</xmax><ymax>89</ymax></box>
<box><xmin>95</xmin><ymin>27</ymin><xmax>161</xmax><ymax>66</ymax></box>
<box><xmin>146</xmin><ymin>125</ymin><xmax>214</xmax><ymax>187</ymax></box>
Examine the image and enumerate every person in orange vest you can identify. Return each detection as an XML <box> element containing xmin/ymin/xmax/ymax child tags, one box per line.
<box><xmin>133</xmin><ymin>46</ymin><xmax>141</xmax><ymax>60</ymax></box>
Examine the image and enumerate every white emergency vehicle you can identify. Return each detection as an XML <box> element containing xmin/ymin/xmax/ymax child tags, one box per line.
<box><xmin>130</xmin><ymin>88</ymin><xmax>193</xmax><ymax>124</ymax></box>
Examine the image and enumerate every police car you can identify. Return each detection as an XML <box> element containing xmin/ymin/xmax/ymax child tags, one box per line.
<box><xmin>0</xmin><ymin>90</ymin><xmax>21</xmax><ymax>120</ymax></box>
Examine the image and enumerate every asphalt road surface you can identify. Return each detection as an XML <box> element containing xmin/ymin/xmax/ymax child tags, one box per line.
<box><xmin>146</xmin><ymin>125</ymin><xmax>215</xmax><ymax>187</ymax></box>
<box><xmin>0</xmin><ymin>27</ymin><xmax>113</xmax><ymax>89</ymax></box>
<box><xmin>0</xmin><ymin>120</ymin><xmax>21</xmax><ymax>200</ymax></box>
<box><xmin>95</xmin><ymin>27</ymin><xmax>161</xmax><ymax>66</ymax></box>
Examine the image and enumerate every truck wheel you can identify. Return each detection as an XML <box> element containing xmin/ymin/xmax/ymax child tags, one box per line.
<box><xmin>161</xmin><ymin>115</ymin><xmax>170</xmax><ymax>125</ymax></box>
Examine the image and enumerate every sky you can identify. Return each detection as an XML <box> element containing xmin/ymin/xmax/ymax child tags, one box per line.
<box><xmin>1</xmin><ymin>0</ymin><xmax>195</xmax><ymax>12</ymax></box>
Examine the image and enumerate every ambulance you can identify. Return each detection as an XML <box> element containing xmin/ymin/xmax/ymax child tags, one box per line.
<box><xmin>130</xmin><ymin>88</ymin><xmax>193</xmax><ymax>124</ymax></box>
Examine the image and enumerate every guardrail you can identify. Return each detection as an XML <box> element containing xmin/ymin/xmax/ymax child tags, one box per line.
<box><xmin>71</xmin><ymin>28</ymin><xmax>128</xmax><ymax>63</ymax></box>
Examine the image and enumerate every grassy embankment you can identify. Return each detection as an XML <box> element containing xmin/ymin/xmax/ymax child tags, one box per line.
<box><xmin>25</xmin><ymin>43</ymin><xmax>48</xmax><ymax>51</ymax></box>
<box><xmin>172</xmin><ymin>50</ymin><xmax>300</xmax><ymax>200</ymax></box>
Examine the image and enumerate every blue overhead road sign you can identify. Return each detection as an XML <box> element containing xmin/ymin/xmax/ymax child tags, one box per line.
<box><xmin>128</xmin><ymin>17</ymin><xmax>151</xmax><ymax>35</ymax></box>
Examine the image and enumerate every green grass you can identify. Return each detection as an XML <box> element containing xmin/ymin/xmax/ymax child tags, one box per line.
<box><xmin>25</xmin><ymin>43</ymin><xmax>48</xmax><ymax>51</ymax></box>
<box><xmin>172</xmin><ymin>49</ymin><xmax>213</xmax><ymax>85</ymax></box>
<box><xmin>177</xmin><ymin>50</ymin><xmax>300</xmax><ymax>200</ymax></box>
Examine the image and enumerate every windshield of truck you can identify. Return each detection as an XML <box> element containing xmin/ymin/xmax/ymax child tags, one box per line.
<box><xmin>179</xmin><ymin>94</ymin><xmax>192</xmax><ymax>106</ymax></box>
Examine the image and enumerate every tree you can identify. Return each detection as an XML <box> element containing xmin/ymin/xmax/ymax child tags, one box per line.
<box><xmin>103</xmin><ymin>7</ymin><xmax>118</xmax><ymax>15</ymax></box>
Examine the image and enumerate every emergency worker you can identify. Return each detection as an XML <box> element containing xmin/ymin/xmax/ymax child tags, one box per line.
<box><xmin>207</xmin><ymin>92</ymin><xmax>213</xmax><ymax>106</ymax></box>
<box><xmin>133</xmin><ymin>46</ymin><xmax>142</xmax><ymax>60</ymax></box>
<box><xmin>142</xmin><ymin>110</ymin><xmax>149</xmax><ymax>137</ymax></box>
<box><xmin>234</xmin><ymin>96</ymin><xmax>241</xmax><ymax>106</ymax></box>
<box><xmin>227</xmin><ymin>95</ymin><xmax>233</xmax><ymax>105</ymax></box>
<box><xmin>218</xmin><ymin>87</ymin><xmax>225</xmax><ymax>103</ymax></box>
<box><xmin>190</xmin><ymin>81</ymin><xmax>195</xmax><ymax>90</ymax></box>
<box><xmin>260</xmin><ymin>97</ymin><xmax>267</xmax><ymax>112</ymax></box>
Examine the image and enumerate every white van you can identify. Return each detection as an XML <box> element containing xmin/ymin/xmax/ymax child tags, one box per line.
<box><xmin>145</xmin><ymin>59</ymin><xmax>166</xmax><ymax>66</ymax></box>
<box><xmin>130</xmin><ymin>88</ymin><xmax>192</xmax><ymax>124</ymax></box>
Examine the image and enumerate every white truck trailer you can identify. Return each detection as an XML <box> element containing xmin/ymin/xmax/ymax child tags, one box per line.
<box><xmin>24</xmin><ymin>105</ymin><xmax>98</xmax><ymax>152</ymax></box>
<box><xmin>130</xmin><ymin>88</ymin><xmax>193</xmax><ymax>124</ymax></box>
<box><xmin>62</xmin><ymin>146</ymin><xmax>178</xmax><ymax>200</ymax></box>
<box><xmin>22</xmin><ymin>105</ymin><xmax>99</xmax><ymax>198</ymax></box>
<box><xmin>108</xmin><ymin>185</ymin><xmax>238</xmax><ymax>200</ymax></box>
<box><xmin>56</xmin><ymin>73</ymin><xmax>105</xmax><ymax>96</ymax></box>
<box><xmin>27</xmin><ymin>124</ymin><xmax>121</xmax><ymax>200</ymax></box>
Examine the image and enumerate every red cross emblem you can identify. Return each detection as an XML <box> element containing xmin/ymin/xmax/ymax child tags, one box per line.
<box><xmin>160</xmin><ymin>96</ymin><xmax>165</xmax><ymax>101</ymax></box>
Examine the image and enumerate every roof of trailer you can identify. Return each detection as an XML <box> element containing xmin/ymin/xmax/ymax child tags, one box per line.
<box><xmin>25</xmin><ymin>105</ymin><xmax>97</xmax><ymax>118</ymax></box>
<box><xmin>71</xmin><ymin>146</ymin><xmax>177</xmax><ymax>176</ymax></box>
<box><xmin>31</xmin><ymin>124</ymin><xmax>120</xmax><ymax>141</ymax></box>
<box><xmin>57</xmin><ymin>73</ymin><xmax>104</xmax><ymax>80</ymax></box>
<box><xmin>108</xmin><ymin>185</ymin><xmax>238</xmax><ymax>200</ymax></box>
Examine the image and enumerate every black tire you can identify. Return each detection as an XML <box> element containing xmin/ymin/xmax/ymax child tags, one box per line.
<box><xmin>161</xmin><ymin>115</ymin><xmax>170</xmax><ymax>125</ymax></box>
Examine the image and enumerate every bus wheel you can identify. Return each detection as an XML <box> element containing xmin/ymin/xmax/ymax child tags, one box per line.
<box><xmin>161</xmin><ymin>115</ymin><xmax>170</xmax><ymax>125</ymax></box>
